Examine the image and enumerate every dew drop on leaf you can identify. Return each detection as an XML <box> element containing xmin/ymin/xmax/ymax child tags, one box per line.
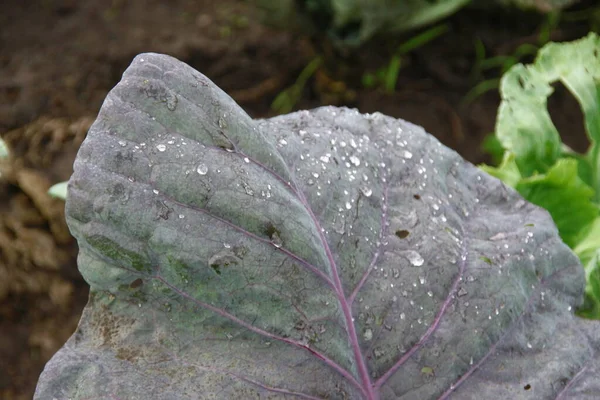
<box><xmin>405</xmin><ymin>250</ymin><xmax>424</xmax><ymax>266</ymax></box>
<box><xmin>361</xmin><ymin>187</ymin><xmax>372</xmax><ymax>197</ymax></box>
<box><xmin>349</xmin><ymin>155</ymin><xmax>360</xmax><ymax>166</ymax></box>
<box><xmin>271</xmin><ymin>232</ymin><xmax>283</xmax><ymax>248</ymax></box>
<box><xmin>196</xmin><ymin>164</ymin><xmax>208</xmax><ymax>175</ymax></box>
<box><xmin>156</xmin><ymin>144</ymin><xmax>166</xmax><ymax>152</ymax></box>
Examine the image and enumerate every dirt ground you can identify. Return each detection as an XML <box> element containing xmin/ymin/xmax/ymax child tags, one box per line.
<box><xmin>0</xmin><ymin>0</ymin><xmax>596</xmax><ymax>398</ymax></box>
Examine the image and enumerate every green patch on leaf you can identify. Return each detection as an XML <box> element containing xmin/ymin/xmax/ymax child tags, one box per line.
<box><xmin>86</xmin><ymin>234</ymin><xmax>149</xmax><ymax>272</ymax></box>
<box><xmin>480</xmin><ymin>256</ymin><xmax>492</xmax><ymax>265</ymax></box>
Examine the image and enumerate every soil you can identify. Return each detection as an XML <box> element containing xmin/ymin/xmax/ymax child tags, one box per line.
<box><xmin>0</xmin><ymin>0</ymin><xmax>595</xmax><ymax>398</ymax></box>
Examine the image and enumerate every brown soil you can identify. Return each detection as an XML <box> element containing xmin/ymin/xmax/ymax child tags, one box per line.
<box><xmin>0</xmin><ymin>0</ymin><xmax>595</xmax><ymax>398</ymax></box>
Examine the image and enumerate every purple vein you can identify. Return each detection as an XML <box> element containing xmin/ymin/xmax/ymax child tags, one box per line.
<box><xmin>229</xmin><ymin>372</ymin><xmax>326</xmax><ymax>399</ymax></box>
<box><xmin>293</xmin><ymin>187</ymin><xmax>376</xmax><ymax>400</ymax></box>
<box><xmin>157</xmin><ymin>328</ymin><xmax>326</xmax><ymax>400</ymax></box>
<box><xmin>374</xmin><ymin>240</ymin><xmax>469</xmax><ymax>389</ymax></box>
<box><xmin>349</xmin><ymin>179</ymin><xmax>390</xmax><ymax>305</ymax></box>
<box><xmin>156</xmin><ymin>190</ymin><xmax>334</xmax><ymax>289</ymax></box>
<box><xmin>236</xmin><ymin>149</ymin><xmax>375</xmax><ymax>397</ymax></box>
<box><xmin>153</xmin><ymin>274</ymin><xmax>362</xmax><ymax>391</ymax></box>
<box><xmin>149</xmin><ymin>129</ymin><xmax>375</xmax><ymax>396</ymax></box>
<box><xmin>555</xmin><ymin>365</ymin><xmax>588</xmax><ymax>400</ymax></box>
<box><xmin>238</xmin><ymin>148</ymin><xmax>378</xmax><ymax>398</ymax></box>
<box><xmin>436</xmin><ymin>261</ymin><xmax>584</xmax><ymax>400</ymax></box>
<box><xmin>122</xmin><ymin>85</ymin><xmax>370</xmax><ymax>396</ymax></box>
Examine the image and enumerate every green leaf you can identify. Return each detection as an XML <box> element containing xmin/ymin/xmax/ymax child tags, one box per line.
<box><xmin>0</xmin><ymin>138</ymin><xmax>9</xmax><ymax>159</ymax></box>
<box><xmin>516</xmin><ymin>158</ymin><xmax>598</xmax><ymax>247</ymax></box>
<box><xmin>496</xmin><ymin>65</ymin><xmax>562</xmax><ymax>176</ymax></box>
<box><xmin>48</xmin><ymin>181</ymin><xmax>69</xmax><ymax>200</ymax></box>
<box><xmin>479</xmin><ymin>152</ymin><xmax>521</xmax><ymax>188</ymax></box>
<box><xmin>481</xmin><ymin>134</ymin><xmax>505</xmax><ymax>165</ymax></box>
<box><xmin>534</xmin><ymin>33</ymin><xmax>600</xmax><ymax>145</ymax></box>
<box><xmin>574</xmin><ymin>217</ymin><xmax>600</xmax><ymax>319</ymax></box>
<box><xmin>496</xmin><ymin>33</ymin><xmax>600</xmax><ymax>191</ymax></box>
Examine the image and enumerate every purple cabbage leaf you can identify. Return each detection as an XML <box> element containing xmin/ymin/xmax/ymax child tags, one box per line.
<box><xmin>35</xmin><ymin>53</ymin><xmax>600</xmax><ymax>400</ymax></box>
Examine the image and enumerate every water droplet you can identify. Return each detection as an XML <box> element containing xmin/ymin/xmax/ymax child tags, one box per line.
<box><xmin>401</xmin><ymin>150</ymin><xmax>413</xmax><ymax>159</ymax></box>
<box><xmin>490</xmin><ymin>232</ymin><xmax>506</xmax><ymax>241</ymax></box>
<box><xmin>278</xmin><ymin>138</ymin><xmax>288</xmax><ymax>146</ymax></box>
<box><xmin>313</xmin><ymin>172</ymin><xmax>320</xmax><ymax>178</ymax></box>
<box><xmin>196</xmin><ymin>164</ymin><xmax>208</xmax><ymax>175</ymax></box>
<box><xmin>243</xmin><ymin>183</ymin><xmax>254</xmax><ymax>196</ymax></box>
<box><xmin>244</xmin><ymin>157</ymin><xmax>250</xmax><ymax>163</ymax></box>
<box><xmin>349</xmin><ymin>155</ymin><xmax>360</xmax><ymax>166</ymax></box>
<box><xmin>361</xmin><ymin>187</ymin><xmax>372</xmax><ymax>197</ymax></box>
<box><xmin>345</xmin><ymin>202</ymin><xmax>352</xmax><ymax>210</ymax></box>
<box><xmin>156</xmin><ymin>144</ymin><xmax>166</xmax><ymax>152</ymax></box>
<box><xmin>320</xmin><ymin>154</ymin><xmax>330</xmax><ymax>163</ymax></box>
<box><xmin>178</xmin><ymin>214</ymin><xmax>185</xmax><ymax>219</ymax></box>
<box><xmin>419</xmin><ymin>276</ymin><xmax>426</xmax><ymax>285</ymax></box>
<box><xmin>400</xmin><ymin>313</ymin><xmax>405</xmax><ymax>320</ymax></box>
<box><xmin>165</xmin><ymin>95</ymin><xmax>178</xmax><ymax>111</ymax></box>
<box><xmin>271</xmin><ymin>233</ymin><xmax>283</xmax><ymax>248</ymax></box>
<box><xmin>118</xmin><ymin>140</ymin><xmax>127</xmax><ymax>147</ymax></box>
<box><xmin>404</xmin><ymin>250</ymin><xmax>424</xmax><ymax>266</ymax></box>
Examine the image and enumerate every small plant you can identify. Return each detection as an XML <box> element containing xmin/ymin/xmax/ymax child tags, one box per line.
<box><xmin>362</xmin><ymin>24</ymin><xmax>448</xmax><ymax>93</ymax></box>
<box><xmin>257</xmin><ymin>0</ymin><xmax>468</xmax><ymax>48</ymax></box>
<box><xmin>271</xmin><ymin>56</ymin><xmax>322</xmax><ymax>114</ymax></box>
<box><xmin>480</xmin><ymin>32</ymin><xmax>600</xmax><ymax>319</ymax></box>
<box><xmin>48</xmin><ymin>181</ymin><xmax>68</xmax><ymax>199</ymax></box>
<box><xmin>463</xmin><ymin>11</ymin><xmax>561</xmax><ymax>104</ymax></box>
<box><xmin>0</xmin><ymin>138</ymin><xmax>8</xmax><ymax>159</ymax></box>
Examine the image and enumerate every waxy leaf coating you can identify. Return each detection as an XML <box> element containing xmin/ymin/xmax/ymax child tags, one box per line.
<box><xmin>35</xmin><ymin>53</ymin><xmax>600</xmax><ymax>399</ymax></box>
